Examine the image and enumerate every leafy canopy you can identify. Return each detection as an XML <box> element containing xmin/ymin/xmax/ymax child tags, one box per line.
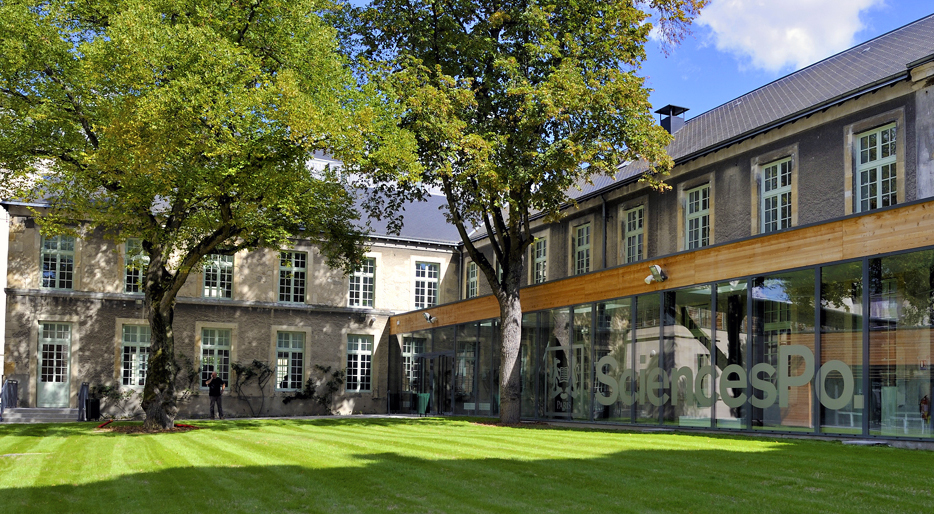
<box><xmin>0</xmin><ymin>0</ymin><xmax>418</xmax><ymax>272</ymax></box>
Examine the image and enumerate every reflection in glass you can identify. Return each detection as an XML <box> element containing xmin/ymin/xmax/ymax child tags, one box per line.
<box><xmin>456</xmin><ymin>323</ymin><xmax>478</xmax><ymax>415</ymax></box>
<box><xmin>716</xmin><ymin>280</ymin><xmax>748</xmax><ymax>429</ymax></box>
<box><xmin>635</xmin><ymin>294</ymin><xmax>661</xmax><ymax>424</ymax></box>
<box><xmin>663</xmin><ymin>285</ymin><xmax>713</xmax><ymax>427</ymax></box>
<box><xmin>572</xmin><ymin>304</ymin><xmax>593</xmax><ymax>420</ymax></box>
<box><xmin>752</xmin><ymin>270</ymin><xmax>815</xmax><ymax>432</ymax></box>
<box><xmin>870</xmin><ymin>250</ymin><xmax>934</xmax><ymax>437</ymax></box>
<box><xmin>477</xmin><ymin>321</ymin><xmax>495</xmax><ymax>415</ymax></box>
<box><xmin>820</xmin><ymin>261</ymin><xmax>864</xmax><ymax>434</ymax></box>
<box><xmin>521</xmin><ymin>313</ymin><xmax>539</xmax><ymax>418</ymax></box>
<box><xmin>543</xmin><ymin>308</ymin><xmax>573</xmax><ymax>419</ymax></box>
<box><xmin>594</xmin><ymin>299</ymin><xmax>633</xmax><ymax>422</ymax></box>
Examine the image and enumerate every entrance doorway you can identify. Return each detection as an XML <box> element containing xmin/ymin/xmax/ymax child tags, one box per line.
<box><xmin>37</xmin><ymin>323</ymin><xmax>71</xmax><ymax>408</ymax></box>
<box><xmin>415</xmin><ymin>351</ymin><xmax>454</xmax><ymax>415</ymax></box>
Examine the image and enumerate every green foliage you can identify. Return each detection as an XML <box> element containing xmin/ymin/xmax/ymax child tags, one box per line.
<box><xmin>0</xmin><ymin>0</ymin><xmax>416</xmax><ymax>427</ymax></box>
<box><xmin>282</xmin><ymin>365</ymin><xmax>345</xmax><ymax>414</ymax></box>
<box><xmin>231</xmin><ymin>360</ymin><xmax>274</xmax><ymax>417</ymax></box>
<box><xmin>348</xmin><ymin>0</ymin><xmax>704</xmax><ymax>422</ymax></box>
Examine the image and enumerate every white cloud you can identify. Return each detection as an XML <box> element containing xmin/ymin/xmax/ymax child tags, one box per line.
<box><xmin>697</xmin><ymin>0</ymin><xmax>885</xmax><ymax>72</ymax></box>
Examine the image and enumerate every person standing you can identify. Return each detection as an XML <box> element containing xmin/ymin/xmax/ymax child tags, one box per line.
<box><xmin>204</xmin><ymin>370</ymin><xmax>227</xmax><ymax>419</ymax></box>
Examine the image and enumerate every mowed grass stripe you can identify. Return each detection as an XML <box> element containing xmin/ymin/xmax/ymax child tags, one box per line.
<box><xmin>0</xmin><ymin>418</ymin><xmax>932</xmax><ymax>513</ymax></box>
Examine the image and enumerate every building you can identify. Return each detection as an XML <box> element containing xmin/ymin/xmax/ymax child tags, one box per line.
<box><xmin>1</xmin><ymin>192</ymin><xmax>462</xmax><ymax>418</ymax></box>
<box><xmin>4</xmin><ymin>14</ymin><xmax>934</xmax><ymax>441</ymax></box>
<box><xmin>390</xmin><ymin>15</ymin><xmax>934</xmax><ymax>440</ymax></box>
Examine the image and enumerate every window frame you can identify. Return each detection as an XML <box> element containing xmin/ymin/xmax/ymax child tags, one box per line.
<box><xmin>843</xmin><ymin>109</ymin><xmax>905</xmax><ymax>216</ymax></box>
<box><xmin>573</xmin><ymin>223</ymin><xmax>591</xmax><ymax>275</ymax></box>
<box><xmin>532</xmin><ymin>236</ymin><xmax>548</xmax><ymax>284</ymax></box>
<box><xmin>761</xmin><ymin>157</ymin><xmax>794</xmax><ymax>233</ymax></box>
<box><xmin>278</xmin><ymin>251</ymin><xmax>307</xmax><ymax>304</ymax></box>
<box><xmin>199</xmin><ymin>327</ymin><xmax>232</xmax><ymax>386</ymax></box>
<box><xmin>348</xmin><ymin>257</ymin><xmax>376</xmax><ymax>308</ymax></box>
<box><xmin>275</xmin><ymin>331</ymin><xmax>305</xmax><ymax>391</ymax></box>
<box><xmin>414</xmin><ymin>261</ymin><xmax>440</xmax><ymax>308</ymax></box>
<box><xmin>124</xmin><ymin>238</ymin><xmax>149</xmax><ymax>294</ymax></box>
<box><xmin>203</xmin><ymin>254</ymin><xmax>234</xmax><ymax>299</ymax></box>
<box><xmin>466</xmin><ymin>261</ymin><xmax>478</xmax><ymax>299</ymax></box>
<box><xmin>121</xmin><ymin>324</ymin><xmax>151</xmax><ymax>388</ymax></box>
<box><xmin>856</xmin><ymin>122</ymin><xmax>898</xmax><ymax>213</ymax></box>
<box><xmin>41</xmin><ymin>235</ymin><xmax>75</xmax><ymax>290</ymax></box>
<box><xmin>623</xmin><ymin>205</ymin><xmax>644</xmax><ymax>264</ymax></box>
<box><xmin>685</xmin><ymin>184</ymin><xmax>710</xmax><ymax>250</ymax></box>
<box><xmin>346</xmin><ymin>334</ymin><xmax>373</xmax><ymax>393</ymax></box>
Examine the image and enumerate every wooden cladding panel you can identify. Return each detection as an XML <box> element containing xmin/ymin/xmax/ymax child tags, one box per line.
<box><xmin>391</xmin><ymin>201</ymin><xmax>934</xmax><ymax>335</ymax></box>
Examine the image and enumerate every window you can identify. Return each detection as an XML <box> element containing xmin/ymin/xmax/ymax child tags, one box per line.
<box><xmin>201</xmin><ymin>328</ymin><xmax>231</xmax><ymax>384</ymax></box>
<box><xmin>278</xmin><ymin>252</ymin><xmax>306</xmax><ymax>303</ymax></box>
<box><xmin>624</xmin><ymin>206</ymin><xmax>644</xmax><ymax>263</ymax></box>
<box><xmin>415</xmin><ymin>262</ymin><xmax>439</xmax><ymax>308</ymax></box>
<box><xmin>348</xmin><ymin>257</ymin><xmax>376</xmax><ymax>308</ymax></box>
<box><xmin>41</xmin><ymin>235</ymin><xmax>75</xmax><ymax>289</ymax></box>
<box><xmin>856</xmin><ymin>123</ymin><xmax>897</xmax><ymax>212</ymax></box>
<box><xmin>203</xmin><ymin>254</ymin><xmax>233</xmax><ymax>299</ymax></box>
<box><xmin>346</xmin><ymin>335</ymin><xmax>373</xmax><ymax>392</ymax></box>
<box><xmin>402</xmin><ymin>337</ymin><xmax>426</xmax><ymax>392</ymax></box>
<box><xmin>466</xmin><ymin>261</ymin><xmax>478</xmax><ymax>298</ymax></box>
<box><xmin>121</xmin><ymin>325</ymin><xmax>151</xmax><ymax>387</ymax></box>
<box><xmin>532</xmin><ymin>237</ymin><xmax>547</xmax><ymax>284</ymax></box>
<box><xmin>276</xmin><ymin>332</ymin><xmax>304</xmax><ymax>390</ymax></box>
<box><xmin>574</xmin><ymin>224</ymin><xmax>591</xmax><ymax>275</ymax></box>
<box><xmin>125</xmin><ymin>239</ymin><xmax>149</xmax><ymax>294</ymax></box>
<box><xmin>685</xmin><ymin>184</ymin><xmax>710</xmax><ymax>250</ymax></box>
<box><xmin>761</xmin><ymin>158</ymin><xmax>793</xmax><ymax>233</ymax></box>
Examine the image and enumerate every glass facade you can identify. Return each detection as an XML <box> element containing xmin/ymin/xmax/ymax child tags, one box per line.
<box><xmin>396</xmin><ymin>246</ymin><xmax>934</xmax><ymax>440</ymax></box>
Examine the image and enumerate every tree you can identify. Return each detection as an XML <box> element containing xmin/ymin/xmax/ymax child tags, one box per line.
<box><xmin>353</xmin><ymin>0</ymin><xmax>705</xmax><ymax>423</ymax></box>
<box><xmin>0</xmin><ymin>0</ymin><xmax>415</xmax><ymax>428</ymax></box>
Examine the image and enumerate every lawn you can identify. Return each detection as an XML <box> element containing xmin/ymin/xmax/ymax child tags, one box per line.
<box><xmin>0</xmin><ymin>417</ymin><xmax>930</xmax><ymax>514</ymax></box>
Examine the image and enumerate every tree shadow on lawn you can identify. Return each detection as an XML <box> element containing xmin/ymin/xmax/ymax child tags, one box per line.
<box><xmin>1</xmin><ymin>431</ymin><xmax>931</xmax><ymax>513</ymax></box>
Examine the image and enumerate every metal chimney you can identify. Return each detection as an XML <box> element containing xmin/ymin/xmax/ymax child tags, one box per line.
<box><xmin>655</xmin><ymin>105</ymin><xmax>689</xmax><ymax>134</ymax></box>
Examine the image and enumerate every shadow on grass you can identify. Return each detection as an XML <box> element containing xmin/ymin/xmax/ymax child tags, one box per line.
<box><xmin>0</xmin><ymin>418</ymin><xmax>932</xmax><ymax>513</ymax></box>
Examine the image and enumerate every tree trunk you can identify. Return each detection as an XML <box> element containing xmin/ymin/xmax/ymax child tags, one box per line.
<box><xmin>141</xmin><ymin>289</ymin><xmax>179</xmax><ymax>430</ymax></box>
<box><xmin>498</xmin><ymin>286</ymin><xmax>523</xmax><ymax>424</ymax></box>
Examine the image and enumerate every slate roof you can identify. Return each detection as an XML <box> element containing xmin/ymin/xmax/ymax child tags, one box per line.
<box><xmin>567</xmin><ymin>13</ymin><xmax>934</xmax><ymax>202</ymax></box>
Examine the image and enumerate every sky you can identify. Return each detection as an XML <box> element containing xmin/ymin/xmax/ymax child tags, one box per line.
<box><xmin>641</xmin><ymin>0</ymin><xmax>934</xmax><ymax>122</ymax></box>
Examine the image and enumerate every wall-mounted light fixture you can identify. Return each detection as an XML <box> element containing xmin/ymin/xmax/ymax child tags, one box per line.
<box><xmin>423</xmin><ymin>312</ymin><xmax>437</xmax><ymax>324</ymax></box>
<box><xmin>644</xmin><ymin>264</ymin><xmax>668</xmax><ymax>285</ymax></box>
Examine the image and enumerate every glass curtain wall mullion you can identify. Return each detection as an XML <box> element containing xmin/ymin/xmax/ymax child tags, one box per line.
<box><xmin>862</xmin><ymin>257</ymin><xmax>871</xmax><ymax>437</ymax></box>
<box><xmin>813</xmin><ymin>266</ymin><xmax>821</xmax><ymax>436</ymax></box>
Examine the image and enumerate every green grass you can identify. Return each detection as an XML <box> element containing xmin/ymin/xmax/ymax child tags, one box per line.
<box><xmin>0</xmin><ymin>417</ymin><xmax>931</xmax><ymax>513</ymax></box>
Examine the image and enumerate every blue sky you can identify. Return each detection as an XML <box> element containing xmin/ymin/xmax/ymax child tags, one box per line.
<box><xmin>641</xmin><ymin>0</ymin><xmax>934</xmax><ymax>121</ymax></box>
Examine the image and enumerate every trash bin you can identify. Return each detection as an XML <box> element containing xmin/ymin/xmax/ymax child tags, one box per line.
<box><xmin>86</xmin><ymin>398</ymin><xmax>100</xmax><ymax>421</ymax></box>
<box><xmin>416</xmin><ymin>393</ymin><xmax>431</xmax><ymax>416</ymax></box>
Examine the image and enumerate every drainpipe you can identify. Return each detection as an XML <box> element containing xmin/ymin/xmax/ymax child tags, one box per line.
<box><xmin>601</xmin><ymin>194</ymin><xmax>608</xmax><ymax>269</ymax></box>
